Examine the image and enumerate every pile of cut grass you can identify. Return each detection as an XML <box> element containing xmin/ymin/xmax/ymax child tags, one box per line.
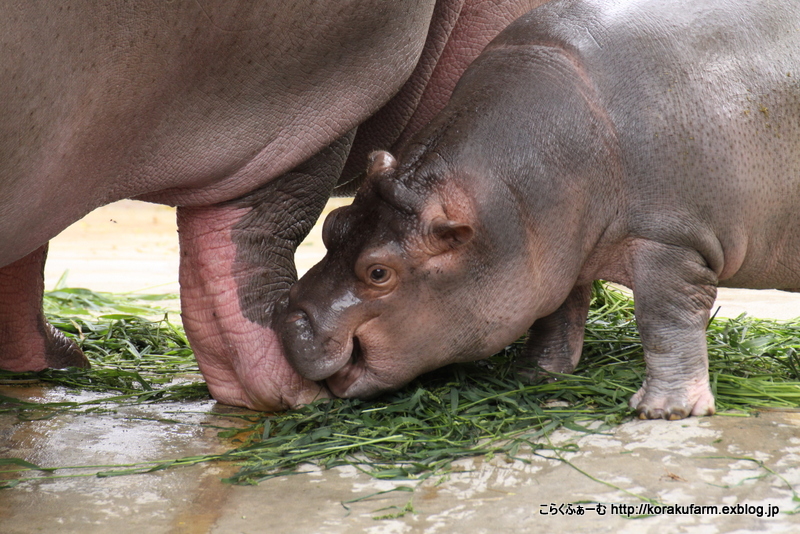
<box><xmin>1</xmin><ymin>283</ymin><xmax>799</xmax><ymax>488</ymax></box>
<box><xmin>220</xmin><ymin>284</ymin><xmax>800</xmax><ymax>485</ymax></box>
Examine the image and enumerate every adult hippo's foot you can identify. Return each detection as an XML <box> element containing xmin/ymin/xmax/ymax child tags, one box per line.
<box><xmin>0</xmin><ymin>244</ymin><xmax>88</xmax><ymax>371</ymax></box>
<box><xmin>176</xmin><ymin>134</ymin><xmax>353</xmax><ymax>411</ymax></box>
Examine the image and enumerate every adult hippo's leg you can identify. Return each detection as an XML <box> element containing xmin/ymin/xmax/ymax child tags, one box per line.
<box><xmin>177</xmin><ymin>132</ymin><xmax>355</xmax><ymax>411</ymax></box>
<box><xmin>0</xmin><ymin>244</ymin><xmax>88</xmax><ymax>371</ymax></box>
<box><xmin>629</xmin><ymin>241</ymin><xmax>718</xmax><ymax>420</ymax></box>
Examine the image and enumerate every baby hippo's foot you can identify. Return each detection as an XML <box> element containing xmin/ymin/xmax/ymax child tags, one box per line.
<box><xmin>629</xmin><ymin>377</ymin><xmax>716</xmax><ymax>420</ymax></box>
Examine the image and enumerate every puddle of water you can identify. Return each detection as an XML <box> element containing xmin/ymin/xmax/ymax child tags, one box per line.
<box><xmin>0</xmin><ymin>383</ymin><xmax>252</xmax><ymax>534</ymax></box>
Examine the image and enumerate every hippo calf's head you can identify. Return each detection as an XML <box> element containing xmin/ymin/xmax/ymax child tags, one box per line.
<box><xmin>279</xmin><ymin>150</ymin><xmax>553</xmax><ymax>398</ymax></box>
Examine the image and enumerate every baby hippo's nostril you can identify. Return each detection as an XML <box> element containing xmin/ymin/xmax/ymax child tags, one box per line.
<box><xmin>285</xmin><ymin>310</ymin><xmax>308</xmax><ymax>324</ymax></box>
<box><xmin>281</xmin><ymin>308</ymin><xmax>318</xmax><ymax>352</ymax></box>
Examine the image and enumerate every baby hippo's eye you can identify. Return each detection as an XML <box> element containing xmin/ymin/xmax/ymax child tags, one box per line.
<box><xmin>370</xmin><ymin>267</ymin><xmax>387</xmax><ymax>282</ymax></box>
<box><xmin>357</xmin><ymin>258</ymin><xmax>398</xmax><ymax>291</ymax></box>
<box><xmin>367</xmin><ymin>265</ymin><xmax>393</xmax><ymax>285</ymax></box>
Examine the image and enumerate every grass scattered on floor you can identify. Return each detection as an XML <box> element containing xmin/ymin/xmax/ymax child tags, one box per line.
<box><xmin>1</xmin><ymin>283</ymin><xmax>799</xmax><ymax>491</ymax></box>
<box><xmin>20</xmin><ymin>288</ymin><xmax>206</xmax><ymax>402</ymax></box>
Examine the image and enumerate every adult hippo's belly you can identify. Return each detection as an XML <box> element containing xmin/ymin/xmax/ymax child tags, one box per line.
<box><xmin>0</xmin><ymin>0</ymin><xmax>546</xmax><ymax>410</ymax></box>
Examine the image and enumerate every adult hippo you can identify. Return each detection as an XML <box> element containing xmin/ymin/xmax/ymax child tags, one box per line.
<box><xmin>280</xmin><ymin>0</ymin><xmax>800</xmax><ymax>419</ymax></box>
<box><xmin>0</xmin><ymin>0</ymin><xmax>548</xmax><ymax>410</ymax></box>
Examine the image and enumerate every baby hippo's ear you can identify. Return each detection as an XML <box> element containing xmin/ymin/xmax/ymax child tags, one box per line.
<box><xmin>367</xmin><ymin>151</ymin><xmax>398</xmax><ymax>176</ymax></box>
<box><xmin>428</xmin><ymin>217</ymin><xmax>474</xmax><ymax>255</ymax></box>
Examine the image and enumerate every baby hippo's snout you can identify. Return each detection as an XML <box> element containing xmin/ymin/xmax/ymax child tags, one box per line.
<box><xmin>278</xmin><ymin>266</ymin><xmax>385</xmax><ymax>399</ymax></box>
<box><xmin>280</xmin><ymin>308</ymin><xmax>330</xmax><ymax>381</ymax></box>
<box><xmin>278</xmin><ymin>273</ymin><xmax>368</xmax><ymax>393</ymax></box>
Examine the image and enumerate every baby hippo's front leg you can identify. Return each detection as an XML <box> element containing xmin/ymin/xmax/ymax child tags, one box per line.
<box><xmin>629</xmin><ymin>241</ymin><xmax>718</xmax><ymax>420</ymax></box>
<box><xmin>517</xmin><ymin>284</ymin><xmax>592</xmax><ymax>378</ymax></box>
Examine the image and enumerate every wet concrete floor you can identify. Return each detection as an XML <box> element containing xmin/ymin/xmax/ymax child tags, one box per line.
<box><xmin>2</xmin><ymin>200</ymin><xmax>800</xmax><ymax>533</ymax></box>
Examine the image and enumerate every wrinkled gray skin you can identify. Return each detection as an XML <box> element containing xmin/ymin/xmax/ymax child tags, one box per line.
<box><xmin>281</xmin><ymin>0</ymin><xmax>800</xmax><ymax>420</ymax></box>
<box><xmin>0</xmin><ymin>0</ymin><xmax>547</xmax><ymax>410</ymax></box>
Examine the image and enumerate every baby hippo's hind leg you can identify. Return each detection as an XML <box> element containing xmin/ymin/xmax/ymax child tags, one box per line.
<box><xmin>516</xmin><ymin>284</ymin><xmax>592</xmax><ymax>379</ymax></box>
<box><xmin>0</xmin><ymin>244</ymin><xmax>88</xmax><ymax>372</ymax></box>
<box><xmin>629</xmin><ymin>241</ymin><xmax>717</xmax><ymax>420</ymax></box>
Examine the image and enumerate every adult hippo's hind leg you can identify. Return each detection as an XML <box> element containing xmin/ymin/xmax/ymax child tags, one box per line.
<box><xmin>177</xmin><ymin>132</ymin><xmax>355</xmax><ymax>411</ymax></box>
<box><xmin>0</xmin><ymin>244</ymin><xmax>88</xmax><ymax>372</ymax></box>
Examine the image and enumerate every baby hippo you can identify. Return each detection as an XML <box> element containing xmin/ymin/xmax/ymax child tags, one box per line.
<box><xmin>279</xmin><ymin>0</ymin><xmax>800</xmax><ymax>420</ymax></box>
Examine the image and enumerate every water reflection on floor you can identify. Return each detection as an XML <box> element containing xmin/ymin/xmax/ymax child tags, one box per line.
<box><xmin>2</xmin><ymin>381</ymin><xmax>799</xmax><ymax>533</ymax></box>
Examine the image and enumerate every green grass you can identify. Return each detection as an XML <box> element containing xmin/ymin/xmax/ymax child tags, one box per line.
<box><xmin>1</xmin><ymin>283</ymin><xmax>799</xmax><ymax>489</ymax></box>
<box><xmin>18</xmin><ymin>288</ymin><xmax>205</xmax><ymax>402</ymax></box>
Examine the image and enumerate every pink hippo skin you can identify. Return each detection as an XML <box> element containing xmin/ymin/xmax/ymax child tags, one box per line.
<box><xmin>280</xmin><ymin>0</ymin><xmax>800</xmax><ymax>419</ymax></box>
<box><xmin>0</xmin><ymin>1</ymin><xmax>548</xmax><ymax>410</ymax></box>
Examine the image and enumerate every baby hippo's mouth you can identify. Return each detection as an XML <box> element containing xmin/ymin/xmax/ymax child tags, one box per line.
<box><xmin>325</xmin><ymin>337</ymin><xmax>368</xmax><ymax>397</ymax></box>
